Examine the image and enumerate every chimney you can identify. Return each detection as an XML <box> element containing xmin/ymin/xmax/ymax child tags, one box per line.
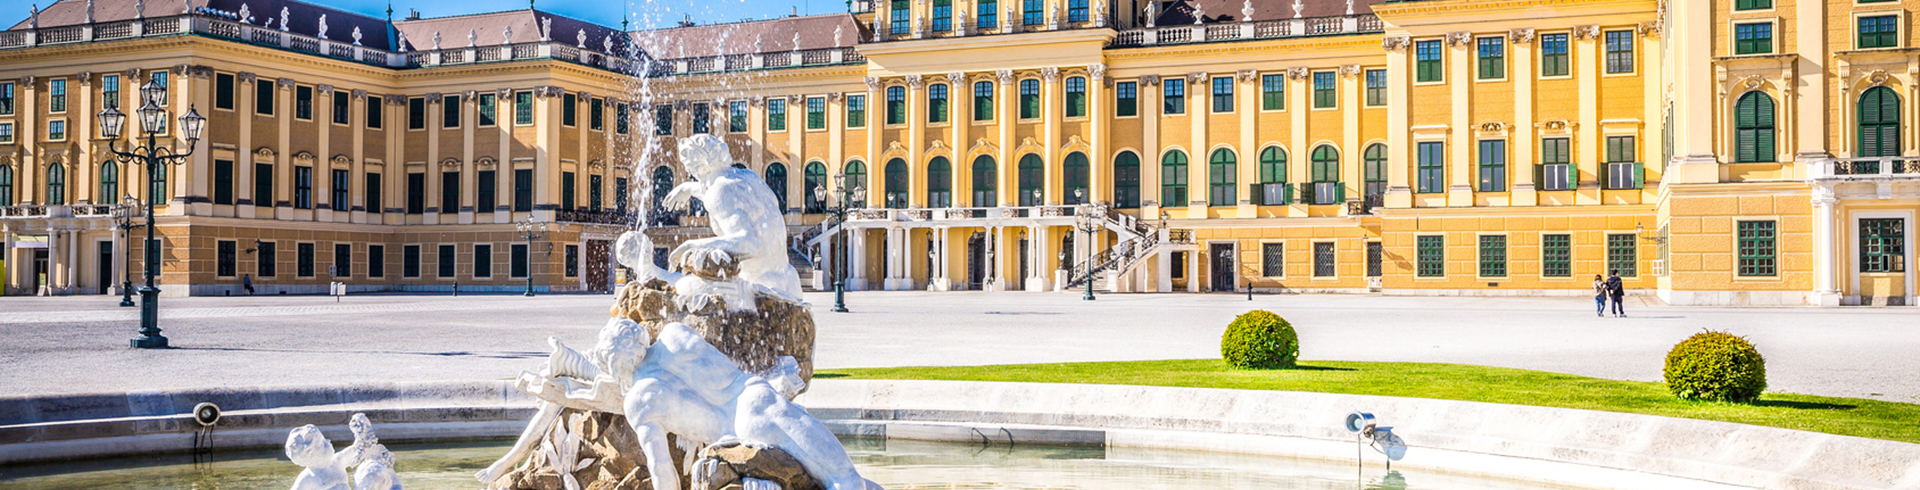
<box><xmin>406</xmin><ymin>9</ymin><xmax>420</xmax><ymax>20</ymax></box>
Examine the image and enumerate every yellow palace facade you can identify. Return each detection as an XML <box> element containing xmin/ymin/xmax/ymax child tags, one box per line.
<box><xmin>0</xmin><ymin>0</ymin><xmax>1913</xmax><ymax>306</ymax></box>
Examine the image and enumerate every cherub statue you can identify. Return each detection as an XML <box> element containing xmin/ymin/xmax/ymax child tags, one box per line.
<box><xmin>659</xmin><ymin>134</ymin><xmax>803</xmax><ymax>306</ymax></box>
<box><xmin>286</xmin><ymin>414</ymin><xmax>399</xmax><ymax>490</ymax></box>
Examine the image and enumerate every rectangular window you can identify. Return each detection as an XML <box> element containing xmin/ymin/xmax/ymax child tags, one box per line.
<box><xmin>47</xmin><ymin>120</ymin><xmax>65</xmax><ymax>141</ymax></box>
<box><xmin>1416</xmin><ymin>142</ymin><xmax>1444</xmax><ymax>193</ymax></box>
<box><xmin>217</xmin><ymin>240</ymin><xmax>237</xmax><ymax>277</ymax></box>
<box><xmin>1735</xmin><ymin>0</ymin><xmax>1769</xmax><ymax>9</ymax></box>
<box><xmin>0</xmin><ymin>82</ymin><xmax>12</xmax><ymax>115</ymax></box>
<box><xmin>294</xmin><ymin>166</ymin><xmax>313</xmax><ymax>209</ymax></box>
<box><xmin>49</xmin><ymin>79</ymin><xmax>65</xmax><ymax>113</ymax></box>
<box><xmin>255</xmin><ymin>163</ymin><xmax>274</xmax><ymax>206</ymax></box>
<box><xmin>1859</xmin><ymin>15</ymin><xmax>1899</xmax><ymax>49</ymax></box>
<box><xmin>1023</xmin><ymin>0</ymin><xmax>1041</xmax><ymax>25</ymax></box>
<box><xmin>403</xmin><ymin>244</ymin><xmax>421</xmax><ymax>278</ymax></box>
<box><xmin>1604</xmin><ymin>30</ymin><xmax>1634</xmax><ymax>74</ymax></box>
<box><xmin>478</xmin><ymin>93</ymin><xmax>497</xmax><ymax>127</ymax></box>
<box><xmin>1542</xmin><ymin>234</ymin><xmax>1572</xmax><ymax>277</ymax></box>
<box><xmin>332</xmin><ymin>90</ymin><xmax>350</xmax><ymax>124</ymax></box>
<box><xmin>655</xmin><ymin>105</ymin><xmax>673</xmax><ymax>135</ymax></box>
<box><xmin>692</xmin><ymin>103</ymin><xmax>711</xmax><ymax>134</ymax></box>
<box><xmin>1478</xmin><ymin>37</ymin><xmax>1505</xmax><ymax>79</ymax></box>
<box><xmin>1163</xmin><ymin>79</ymin><xmax>1185</xmax><ymax>114</ymax></box>
<box><xmin>1366</xmin><ymin>242</ymin><xmax>1383</xmax><ymax>277</ymax></box>
<box><xmin>442</xmin><ymin>94</ymin><xmax>461</xmax><ymax>128</ymax></box>
<box><xmin>215</xmin><ymin>73</ymin><xmax>234</xmax><ymax>110</ymax></box>
<box><xmin>615</xmin><ymin>103</ymin><xmax>629</xmax><ymax>134</ymax></box>
<box><xmin>1313</xmin><ymin>242</ymin><xmax>1336</xmax><ymax>277</ymax></box>
<box><xmin>407</xmin><ymin>97</ymin><xmax>425</xmax><ymax>130</ymax></box>
<box><xmin>441</xmin><ymin>171</ymin><xmax>460</xmax><ymax>213</ymax></box>
<box><xmin>1478</xmin><ymin>140</ymin><xmax>1506</xmax><ymax>192</ymax></box>
<box><xmin>365</xmin><ymin>95</ymin><xmax>383</xmax><ymax>128</ymax></box>
<box><xmin>1541</xmin><ymin>137</ymin><xmax>1573</xmax><ymax>191</ymax></box>
<box><xmin>0</xmin><ymin>123</ymin><xmax>10</xmax><ymax>144</ymax></box>
<box><xmin>295</xmin><ymin>85</ymin><xmax>313</xmax><ymax>120</ymax></box>
<box><xmin>1734</xmin><ymin>22</ymin><xmax>1773</xmax><ymax>55</ymax></box>
<box><xmin>474</xmin><ymin>244</ymin><xmax>493</xmax><ymax>278</ymax></box>
<box><xmin>1737</xmin><ymin>220</ymin><xmax>1777</xmax><ymax>276</ymax></box>
<box><xmin>1262</xmin><ymin>242</ymin><xmax>1284</xmax><ymax>277</ymax></box>
<box><xmin>297</xmin><ymin>243</ymin><xmax>315</xmax><ymax>277</ymax></box>
<box><xmin>514</xmin><ymin>168</ymin><xmax>533</xmax><ymax>212</ymax></box>
<box><xmin>1365</xmin><ymin>70</ymin><xmax>1386</xmax><ymax>106</ymax></box>
<box><xmin>1066</xmin><ymin>78</ymin><xmax>1088</xmax><ymax>118</ymax></box>
<box><xmin>978</xmin><ymin>0</ymin><xmax>997</xmax><ymax>29</ymax></box>
<box><xmin>1417</xmin><ymin>235</ymin><xmax>1445</xmax><ymax>277</ymax></box>
<box><xmin>561</xmin><ymin>171</ymin><xmax>576</xmax><ymax>211</ymax></box>
<box><xmin>590</xmin><ymin>174</ymin><xmax>604</xmax><ymax>212</ymax></box>
<box><xmin>562</xmin><ymin>93</ymin><xmax>577</xmax><ymax>126</ymax></box>
<box><xmin>1606</xmin><ymin>135</ymin><xmax>1640</xmax><ymax>190</ymax></box>
<box><xmin>932</xmin><ymin>0</ymin><xmax>953</xmax><ymax>31</ymax></box>
<box><xmin>514</xmin><ymin>91</ymin><xmax>534</xmax><ymax>125</ymax></box>
<box><xmin>368</xmin><ymin>245</ymin><xmax>385</xmax><ymax>278</ymax></box>
<box><xmin>1257</xmin><ymin>75</ymin><xmax>1283</xmax><ymax>111</ymax></box>
<box><xmin>615</xmin><ymin>177</ymin><xmax>629</xmax><ymax>214</ymax></box>
<box><xmin>334</xmin><ymin>243</ymin><xmax>352</xmax><ymax>277</ymax></box>
<box><xmin>565</xmin><ymin>244</ymin><xmax>580</xmax><ymax>277</ymax></box>
<box><xmin>767</xmin><ymin>98</ymin><xmax>786</xmax><ymax>131</ymax></box>
<box><xmin>1019</xmin><ymin>80</ymin><xmax>1040</xmax><ymax>119</ymax></box>
<box><xmin>1607</xmin><ymin>233</ymin><xmax>1637</xmax><ymax>277</ymax></box>
<box><xmin>1479</xmin><ymin>235</ymin><xmax>1507</xmax><ymax>277</ymax></box>
<box><xmin>1115</xmin><ymin>81</ymin><xmax>1137</xmax><ymax>117</ymax></box>
<box><xmin>890</xmin><ymin>0</ymin><xmax>909</xmax><ymax>34</ymax></box>
<box><xmin>257</xmin><ymin>241</ymin><xmax>277</xmax><ymax>277</ymax></box>
<box><xmin>331</xmin><ymin>169</ymin><xmax>349</xmax><ymax>211</ymax></box>
<box><xmin>846</xmin><ymin>95</ymin><xmax>867</xmax><ymax>127</ymax></box>
<box><xmin>437</xmin><ymin>244</ymin><xmax>456</xmax><ymax>278</ymax></box>
<box><xmin>1416</xmin><ymin>40</ymin><xmax>1443</xmax><ymax>82</ymax></box>
<box><xmin>1312</xmin><ymin>72</ymin><xmax>1335</xmax><ymax>108</ymax></box>
<box><xmin>511</xmin><ymin>243</ymin><xmax>529</xmax><ymax>277</ymax></box>
<box><xmin>808</xmin><ymin>96</ymin><xmax>828</xmax><ymax>129</ymax></box>
<box><xmin>151</xmin><ymin>72</ymin><xmax>168</xmax><ymax>104</ymax></box>
<box><xmin>365</xmin><ymin>173</ymin><xmax>383</xmax><ymax>212</ymax></box>
<box><xmin>1541</xmin><ymin>33</ymin><xmax>1569</xmax><ymax>77</ymax></box>
<box><xmin>1211</xmin><ymin>76</ymin><xmax>1234</xmax><ymax>113</ymax></box>
<box><xmin>1860</xmin><ymin>218</ymin><xmax>1906</xmax><ymax>273</ymax></box>
<box><xmin>729</xmin><ymin>101</ymin><xmax>748</xmax><ymax>132</ymax></box>
<box><xmin>212</xmin><ymin>160</ymin><xmax>233</xmax><ymax>205</ymax></box>
<box><xmin>102</xmin><ymin>74</ymin><xmax>120</xmax><ymax>109</ymax></box>
<box><xmin>477</xmin><ymin>170</ymin><xmax>497</xmax><ymax>212</ymax></box>
<box><xmin>590</xmin><ymin>97</ymin><xmax>604</xmax><ymax>131</ymax></box>
<box><xmin>406</xmin><ymin>172</ymin><xmax>425</xmax><ymax>214</ymax></box>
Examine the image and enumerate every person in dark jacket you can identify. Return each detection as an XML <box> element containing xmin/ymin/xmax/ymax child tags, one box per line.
<box><xmin>1606</xmin><ymin>271</ymin><xmax>1625</xmax><ymax>317</ymax></box>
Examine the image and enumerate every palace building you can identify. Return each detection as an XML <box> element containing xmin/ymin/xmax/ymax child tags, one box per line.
<box><xmin>0</xmin><ymin>0</ymin><xmax>1911</xmax><ymax>306</ymax></box>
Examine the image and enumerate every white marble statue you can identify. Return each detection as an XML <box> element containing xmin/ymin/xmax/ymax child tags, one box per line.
<box><xmin>317</xmin><ymin>14</ymin><xmax>329</xmax><ymax>39</ymax></box>
<box><xmin>279</xmin><ymin>6</ymin><xmax>290</xmax><ymax>31</ymax></box>
<box><xmin>286</xmin><ymin>413</ymin><xmax>400</xmax><ymax>490</ymax></box>
<box><xmin>658</xmin><ymin>134</ymin><xmax>804</xmax><ymax>306</ymax></box>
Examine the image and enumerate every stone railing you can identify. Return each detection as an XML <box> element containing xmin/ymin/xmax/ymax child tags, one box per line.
<box><xmin>553</xmin><ymin>208</ymin><xmax>634</xmax><ymax>226</ymax></box>
<box><xmin>409</xmin><ymin>41</ymin><xmax>640</xmax><ymax>73</ymax></box>
<box><xmin>647</xmin><ymin>47</ymin><xmax>865</xmax><ymax>77</ymax></box>
<box><xmin>1814</xmin><ymin>156</ymin><xmax>1920</xmax><ymax>179</ymax></box>
<box><xmin>1109</xmin><ymin>14</ymin><xmax>1383</xmax><ymax>48</ymax></box>
<box><xmin>840</xmin><ymin>205</ymin><xmax>1082</xmax><ymax>222</ymax></box>
<box><xmin>0</xmin><ymin>203</ymin><xmax>117</xmax><ymax>219</ymax></box>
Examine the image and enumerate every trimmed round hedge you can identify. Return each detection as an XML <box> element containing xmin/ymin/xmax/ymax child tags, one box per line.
<box><xmin>1663</xmin><ymin>330</ymin><xmax>1768</xmax><ymax>403</ymax></box>
<box><xmin>1220</xmin><ymin>310</ymin><xmax>1300</xmax><ymax>369</ymax></box>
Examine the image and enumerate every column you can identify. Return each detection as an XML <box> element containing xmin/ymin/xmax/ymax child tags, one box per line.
<box><xmin>461</xmin><ymin>91</ymin><xmax>477</xmax><ymax>224</ymax></box>
<box><xmin>907</xmin><ymin>75</ymin><xmax>926</xmax><ymax>208</ymax></box>
<box><xmin>76</xmin><ymin>74</ymin><xmax>94</xmax><ymax>206</ymax></box>
<box><xmin>949</xmin><ymin>72</ymin><xmax>968</xmax><ymax>206</ymax></box>
<box><xmin>351</xmin><ymin>90</ymin><xmax>368</xmax><ymax>223</ymax></box>
<box><xmin>1187</xmin><ymin>72</ymin><xmax>1207</xmax><ymax>217</ymax></box>
<box><xmin>237</xmin><ymin>74</ymin><xmax>256</xmax><ymax>219</ymax></box>
<box><xmin>1383</xmin><ymin>38</ymin><xmax>1413</xmax><ymax>208</ymax></box>
<box><xmin>1340</xmin><ymin>65</ymin><xmax>1361</xmax><ymax>208</ymax></box>
<box><xmin>1289</xmin><ymin>67</ymin><xmax>1308</xmax><ymax>213</ymax></box>
<box><xmin>1141</xmin><ymin>76</ymin><xmax>1161</xmax><ymax>214</ymax></box>
<box><xmin>275</xmin><ymin>78</ymin><xmax>292</xmax><ymax>219</ymax></box>
<box><xmin>1236</xmin><ymin>69</ymin><xmax>1257</xmax><ymax>217</ymax></box>
<box><xmin>1574</xmin><ymin>26</ymin><xmax>1601</xmax><ymax>205</ymax></box>
<box><xmin>1512</xmin><ymin>29</ymin><xmax>1537</xmax><ymax>206</ymax></box>
<box><xmin>534</xmin><ymin>89</ymin><xmax>555</xmax><ymax>217</ymax></box>
<box><xmin>885</xmin><ymin>227</ymin><xmax>907</xmax><ymax>289</ymax></box>
<box><xmin>1446</xmin><ymin>32</ymin><xmax>1474</xmax><ymax>206</ymax></box>
<box><xmin>849</xmin><ymin>227</ymin><xmax>867</xmax><ymax>290</ymax></box>
<box><xmin>316</xmin><ymin>83</ymin><xmax>333</xmax><ymax>222</ymax></box>
<box><xmin>425</xmin><ymin>94</ymin><xmax>442</xmax><ymax>221</ymax></box>
<box><xmin>996</xmin><ymin>70</ymin><xmax>1015</xmax><ymax>206</ymax></box>
<box><xmin>1042</xmin><ymin>67</ymin><xmax>1062</xmax><ymax>205</ymax></box>
<box><xmin>865</xmin><ymin>77</ymin><xmax>883</xmax><ymax>206</ymax></box>
<box><xmin>1089</xmin><ymin>65</ymin><xmax>1108</xmax><ymax>206</ymax></box>
<box><xmin>1793</xmin><ymin>0</ymin><xmax>1828</xmax><ymax>167</ymax></box>
<box><xmin>496</xmin><ymin>90</ymin><xmax>513</xmax><ymax>223</ymax></box>
<box><xmin>1814</xmin><ymin>193</ymin><xmax>1839</xmax><ymax>305</ymax></box>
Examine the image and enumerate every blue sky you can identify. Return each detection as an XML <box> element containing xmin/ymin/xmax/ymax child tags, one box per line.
<box><xmin>318</xmin><ymin>0</ymin><xmax>834</xmax><ymax>28</ymax></box>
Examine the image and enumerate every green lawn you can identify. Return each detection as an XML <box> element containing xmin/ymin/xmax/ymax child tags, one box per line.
<box><xmin>816</xmin><ymin>359</ymin><xmax>1920</xmax><ymax>444</ymax></box>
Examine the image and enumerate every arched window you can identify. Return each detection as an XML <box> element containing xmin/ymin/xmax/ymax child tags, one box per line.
<box><xmin>1310</xmin><ymin>145</ymin><xmax>1340</xmax><ymax>205</ymax></box>
<box><xmin>1113</xmin><ymin>151</ymin><xmax>1140</xmax><ymax>209</ymax></box>
<box><xmin>651</xmin><ymin>166</ymin><xmax>674</xmax><ymax>211</ymax></box>
<box><xmin>1161</xmin><ymin>150</ymin><xmax>1188</xmax><ymax>206</ymax></box>
<box><xmin>803</xmin><ymin>162</ymin><xmax>827</xmax><ymax>212</ymax></box>
<box><xmin>45</xmin><ymin>163</ymin><xmax>65</xmax><ymax>205</ymax></box>
<box><xmin>149</xmin><ymin>162</ymin><xmax>168</xmax><ymax>205</ymax></box>
<box><xmin>844</xmin><ymin>160</ymin><xmax>868</xmax><ymax>206</ymax></box>
<box><xmin>1734</xmin><ymin>92</ymin><xmax>1776</xmax><ymax>163</ymax></box>
<box><xmin>1208</xmin><ymin>148</ymin><xmax>1236</xmax><ymax>207</ymax></box>
<box><xmin>884</xmin><ymin>158</ymin><xmax>909</xmax><ymax>208</ymax></box>
<box><xmin>1017</xmin><ymin>154</ymin><xmax>1044</xmax><ymax>206</ymax></box>
<box><xmin>1364</xmin><ymin>144</ymin><xmax>1388</xmax><ymax>205</ymax></box>
<box><xmin>1063</xmin><ymin>152</ymin><xmax>1089</xmax><ymax>204</ymax></box>
<box><xmin>100</xmin><ymin>161</ymin><xmax>119</xmax><ymax>203</ymax></box>
<box><xmin>1256</xmin><ymin>146</ymin><xmax>1286</xmax><ymax>205</ymax></box>
<box><xmin>971</xmin><ymin>155</ymin><xmax>997</xmax><ymax>206</ymax></box>
<box><xmin>927</xmin><ymin>157</ymin><xmax>952</xmax><ymax>208</ymax></box>
<box><xmin>1065</xmin><ymin>77</ymin><xmax>1087</xmax><ymax>117</ymax></box>
<box><xmin>0</xmin><ymin>165</ymin><xmax>12</xmax><ymax>205</ymax></box>
<box><xmin>764</xmin><ymin>162</ymin><xmax>788</xmax><ymax>212</ymax></box>
<box><xmin>1860</xmin><ymin>86</ymin><xmax>1901</xmax><ymax>158</ymax></box>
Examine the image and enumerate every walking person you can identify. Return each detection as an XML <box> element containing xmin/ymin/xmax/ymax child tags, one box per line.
<box><xmin>242</xmin><ymin>274</ymin><xmax>255</xmax><ymax>295</ymax></box>
<box><xmin>1592</xmin><ymin>274</ymin><xmax>1607</xmax><ymax>317</ymax></box>
<box><xmin>1606</xmin><ymin>271</ymin><xmax>1626</xmax><ymax>317</ymax></box>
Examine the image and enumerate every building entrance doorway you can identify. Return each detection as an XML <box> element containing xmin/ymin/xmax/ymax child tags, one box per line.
<box><xmin>31</xmin><ymin>249</ymin><xmax>49</xmax><ymax>295</ymax></box>
<box><xmin>1210</xmin><ymin>243</ymin><xmax>1235</xmax><ymax>292</ymax></box>
<box><xmin>966</xmin><ymin>232</ymin><xmax>985</xmax><ymax>290</ymax></box>
<box><xmin>98</xmin><ymin>241</ymin><xmax>114</xmax><ymax>295</ymax></box>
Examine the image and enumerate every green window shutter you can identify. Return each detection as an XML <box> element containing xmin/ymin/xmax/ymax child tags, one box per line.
<box><xmin>1533</xmin><ymin>163</ymin><xmax>1544</xmax><ymax>188</ymax></box>
<box><xmin>1567</xmin><ymin>164</ymin><xmax>1580</xmax><ymax>190</ymax></box>
<box><xmin>1282</xmin><ymin>184</ymin><xmax>1293</xmax><ymax>205</ymax></box>
<box><xmin>1298</xmin><ymin>182</ymin><xmax>1313</xmax><ymax>205</ymax></box>
<box><xmin>1334</xmin><ymin>182</ymin><xmax>1345</xmax><ymax>202</ymax></box>
<box><xmin>1633</xmin><ymin>161</ymin><xmax>1645</xmax><ymax>189</ymax></box>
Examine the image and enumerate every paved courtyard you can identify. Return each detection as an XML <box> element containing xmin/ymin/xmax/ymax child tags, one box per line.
<box><xmin>1</xmin><ymin>291</ymin><xmax>1916</xmax><ymax>402</ymax></box>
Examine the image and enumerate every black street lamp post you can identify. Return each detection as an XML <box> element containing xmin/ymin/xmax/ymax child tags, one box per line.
<box><xmin>1073</xmin><ymin>189</ymin><xmax>1102</xmax><ymax>301</ymax></box>
<box><xmin>814</xmin><ymin>175</ymin><xmax>863</xmax><ymax>313</ymax></box>
<box><xmin>98</xmin><ymin>81</ymin><xmax>205</xmax><ymax>349</ymax></box>
<box><xmin>112</xmin><ymin>195</ymin><xmax>141</xmax><ymax>308</ymax></box>
<box><xmin>517</xmin><ymin>217</ymin><xmax>548</xmax><ymax>297</ymax></box>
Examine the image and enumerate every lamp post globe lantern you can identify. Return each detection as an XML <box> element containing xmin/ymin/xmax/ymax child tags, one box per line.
<box><xmin>115</xmin><ymin>195</ymin><xmax>140</xmax><ymax>307</ymax></box>
<box><xmin>179</xmin><ymin>107</ymin><xmax>206</xmax><ymax>142</ymax></box>
<box><xmin>517</xmin><ymin>217</ymin><xmax>547</xmax><ymax>297</ymax></box>
<box><xmin>136</xmin><ymin>100</ymin><xmax>167</xmax><ymax>135</ymax></box>
<box><xmin>103</xmin><ymin>87</ymin><xmax>197</xmax><ymax>349</ymax></box>
<box><xmin>827</xmin><ymin>177</ymin><xmax>851</xmax><ymax>313</ymax></box>
<box><xmin>99</xmin><ymin>106</ymin><xmax>127</xmax><ymax>139</ymax></box>
<box><xmin>140</xmin><ymin>81</ymin><xmax>167</xmax><ymax>105</ymax></box>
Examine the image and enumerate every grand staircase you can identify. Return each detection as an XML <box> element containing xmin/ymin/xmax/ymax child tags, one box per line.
<box><xmin>1064</xmin><ymin>209</ymin><xmax>1187</xmax><ymax>291</ymax></box>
